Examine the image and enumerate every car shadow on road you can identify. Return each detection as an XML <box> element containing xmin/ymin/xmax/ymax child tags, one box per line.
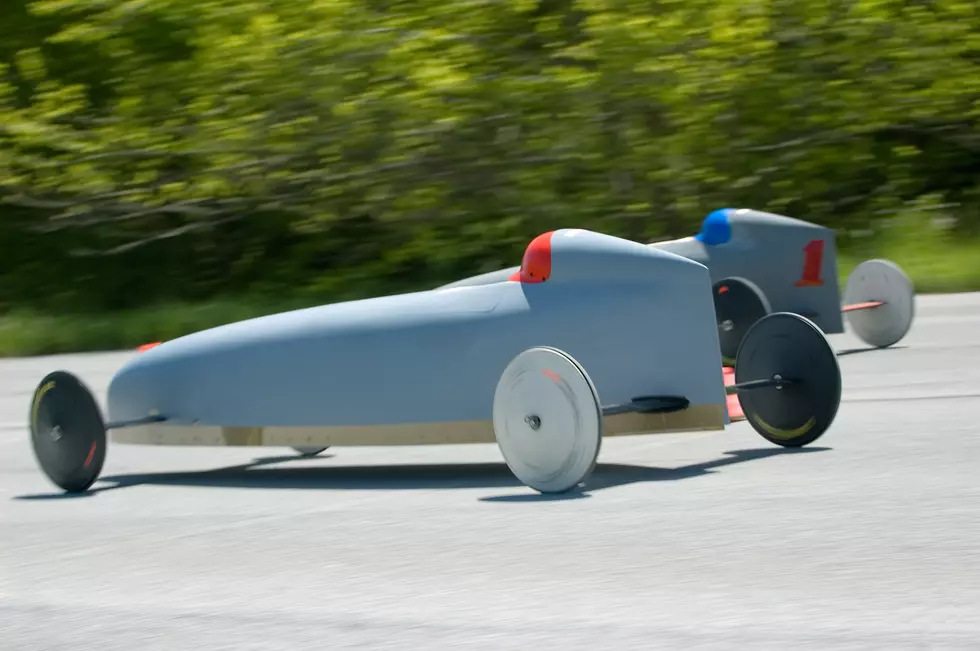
<box><xmin>479</xmin><ymin>446</ymin><xmax>829</xmax><ymax>503</ymax></box>
<box><xmin>836</xmin><ymin>344</ymin><xmax>907</xmax><ymax>357</ymax></box>
<box><xmin>13</xmin><ymin>446</ymin><xmax>830</xmax><ymax>503</ymax></box>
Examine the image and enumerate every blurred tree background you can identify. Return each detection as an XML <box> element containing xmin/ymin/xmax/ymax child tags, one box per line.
<box><xmin>1</xmin><ymin>0</ymin><xmax>978</xmax><ymax>315</ymax></box>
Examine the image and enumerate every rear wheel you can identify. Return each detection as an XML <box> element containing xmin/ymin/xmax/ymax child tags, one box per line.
<box><xmin>734</xmin><ymin>313</ymin><xmax>842</xmax><ymax>447</ymax></box>
<box><xmin>492</xmin><ymin>346</ymin><xmax>602</xmax><ymax>493</ymax></box>
<box><xmin>843</xmin><ymin>259</ymin><xmax>915</xmax><ymax>348</ymax></box>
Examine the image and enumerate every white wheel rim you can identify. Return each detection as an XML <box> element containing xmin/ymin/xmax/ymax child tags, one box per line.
<box><xmin>843</xmin><ymin>259</ymin><xmax>915</xmax><ymax>348</ymax></box>
<box><xmin>492</xmin><ymin>347</ymin><xmax>602</xmax><ymax>493</ymax></box>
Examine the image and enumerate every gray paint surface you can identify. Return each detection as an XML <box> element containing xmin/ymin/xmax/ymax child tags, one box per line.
<box><xmin>653</xmin><ymin>209</ymin><xmax>845</xmax><ymax>334</ymax></box>
<box><xmin>2</xmin><ymin>293</ymin><xmax>979</xmax><ymax>649</ymax></box>
<box><xmin>106</xmin><ymin>229</ymin><xmax>726</xmax><ymax>428</ymax></box>
<box><xmin>439</xmin><ymin>266</ymin><xmax>520</xmax><ymax>290</ymax></box>
<box><xmin>440</xmin><ymin>209</ymin><xmax>848</xmax><ymax>334</ymax></box>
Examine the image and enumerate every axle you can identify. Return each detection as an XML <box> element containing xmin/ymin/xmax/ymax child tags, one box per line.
<box><xmin>104</xmin><ymin>414</ymin><xmax>168</xmax><ymax>430</ymax></box>
<box><xmin>725</xmin><ymin>374</ymin><xmax>795</xmax><ymax>395</ymax></box>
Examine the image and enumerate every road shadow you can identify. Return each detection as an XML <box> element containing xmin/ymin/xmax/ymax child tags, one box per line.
<box><xmin>836</xmin><ymin>344</ymin><xmax>907</xmax><ymax>357</ymax></box>
<box><xmin>13</xmin><ymin>446</ymin><xmax>830</xmax><ymax>503</ymax></box>
<box><xmin>480</xmin><ymin>446</ymin><xmax>828</xmax><ymax>502</ymax></box>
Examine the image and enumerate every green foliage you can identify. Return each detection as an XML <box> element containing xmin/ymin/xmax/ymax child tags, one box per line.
<box><xmin>1</xmin><ymin>0</ymin><xmax>978</xmax><ymax>313</ymax></box>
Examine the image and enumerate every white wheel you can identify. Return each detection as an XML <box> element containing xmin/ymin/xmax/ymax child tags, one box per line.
<box><xmin>843</xmin><ymin>259</ymin><xmax>915</xmax><ymax>348</ymax></box>
<box><xmin>292</xmin><ymin>446</ymin><xmax>329</xmax><ymax>457</ymax></box>
<box><xmin>492</xmin><ymin>346</ymin><xmax>602</xmax><ymax>493</ymax></box>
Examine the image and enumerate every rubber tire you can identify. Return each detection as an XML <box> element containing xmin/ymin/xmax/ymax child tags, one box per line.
<box><xmin>29</xmin><ymin>370</ymin><xmax>107</xmax><ymax>493</ymax></box>
<box><xmin>734</xmin><ymin>312</ymin><xmax>842</xmax><ymax>448</ymax></box>
<box><xmin>713</xmin><ymin>277</ymin><xmax>771</xmax><ymax>367</ymax></box>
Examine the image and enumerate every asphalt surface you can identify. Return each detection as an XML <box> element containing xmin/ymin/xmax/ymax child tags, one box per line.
<box><xmin>2</xmin><ymin>293</ymin><xmax>980</xmax><ymax>650</ymax></box>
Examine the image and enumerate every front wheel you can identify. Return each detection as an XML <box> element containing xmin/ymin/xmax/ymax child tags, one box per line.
<box><xmin>713</xmin><ymin>276</ymin><xmax>771</xmax><ymax>366</ymax></box>
<box><xmin>29</xmin><ymin>371</ymin><xmax>108</xmax><ymax>492</ymax></box>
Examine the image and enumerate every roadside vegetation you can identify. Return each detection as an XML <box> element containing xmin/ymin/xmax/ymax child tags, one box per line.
<box><xmin>1</xmin><ymin>0</ymin><xmax>977</xmax><ymax>356</ymax></box>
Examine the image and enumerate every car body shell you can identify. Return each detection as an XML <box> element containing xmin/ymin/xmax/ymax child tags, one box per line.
<box><xmin>106</xmin><ymin>229</ymin><xmax>730</xmax><ymax>449</ymax></box>
<box><xmin>441</xmin><ymin>209</ymin><xmax>847</xmax><ymax>335</ymax></box>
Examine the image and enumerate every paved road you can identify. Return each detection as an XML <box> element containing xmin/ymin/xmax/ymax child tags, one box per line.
<box><xmin>2</xmin><ymin>294</ymin><xmax>980</xmax><ymax>650</ymax></box>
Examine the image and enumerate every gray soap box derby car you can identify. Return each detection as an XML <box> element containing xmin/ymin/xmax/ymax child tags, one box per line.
<box><xmin>29</xmin><ymin>229</ymin><xmax>844</xmax><ymax>496</ymax></box>
<box><xmin>441</xmin><ymin>208</ymin><xmax>916</xmax><ymax>365</ymax></box>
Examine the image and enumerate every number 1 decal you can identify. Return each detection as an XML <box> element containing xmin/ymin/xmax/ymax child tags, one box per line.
<box><xmin>795</xmin><ymin>239</ymin><xmax>825</xmax><ymax>286</ymax></box>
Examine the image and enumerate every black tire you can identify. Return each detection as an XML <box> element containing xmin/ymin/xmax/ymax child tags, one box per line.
<box><xmin>29</xmin><ymin>371</ymin><xmax>107</xmax><ymax>493</ymax></box>
<box><xmin>713</xmin><ymin>277</ymin><xmax>771</xmax><ymax>366</ymax></box>
<box><xmin>734</xmin><ymin>312</ymin><xmax>842</xmax><ymax>447</ymax></box>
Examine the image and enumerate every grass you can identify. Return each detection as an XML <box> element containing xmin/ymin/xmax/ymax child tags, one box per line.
<box><xmin>0</xmin><ymin>299</ymin><xmax>295</xmax><ymax>358</ymax></box>
<box><xmin>836</xmin><ymin>214</ymin><xmax>980</xmax><ymax>294</ymax></box>
<box><xmin>2</xmin><ymin>223</ymin><xmax>978</xmax><ymax>358</ymax></box>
